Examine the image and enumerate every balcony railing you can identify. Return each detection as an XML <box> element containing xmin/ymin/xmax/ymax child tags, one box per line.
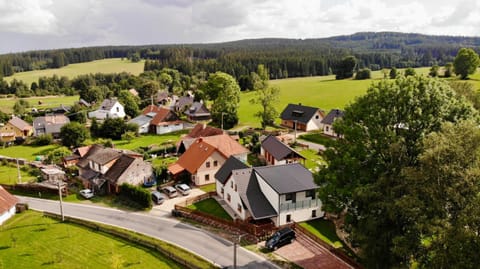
<box><xmin>280</xmin><ymin>198</ymin><xmax>321</xmax><ymax>212</ymax></box>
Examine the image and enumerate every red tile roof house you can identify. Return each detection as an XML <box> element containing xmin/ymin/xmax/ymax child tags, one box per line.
<box><xmin>260</xmin><ymin>135</ymin><xmax>305</xmax><ymax>166</ymax></box>
<box><xmin>280</xmin><ymin>103</ymin><xmax>325</xmax><ymax>132</ymax></box>
<box><xmin>128</xmin><ymin>105</ymin><xmax>184</xmax><ymax>134</ymax></box>
<box><xmin>76</xmin><ymin>145</ymin><xmax>153</xmax><ymax>194</ymax></box>
<box><xmin>0</xmin><ymin>186</ymin><xmax>18</xmax><ymax>225</ymax></box>
<box><xmin>168</xmin><ymin>134</ymin><xmax>249</xmax><ymax>186</ymax></box>
<box><xmin>215</xmin><ymin>161</ymin><xmax>323</xmax><ymax>226</ymax></box>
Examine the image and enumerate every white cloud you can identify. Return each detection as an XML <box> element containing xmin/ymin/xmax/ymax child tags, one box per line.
<box><xmin>2</xmin><ymin>0</ymin><xmax>480</xmax><ymax>53</ymax></box>
<box><xmin>0</xmin><ymin>0</ymin><xmax>58</xmax><ymax>34</ymax></box>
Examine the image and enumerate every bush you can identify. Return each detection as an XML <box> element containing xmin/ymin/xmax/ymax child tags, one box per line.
<box><xmin>33</xmin><ymin>134</ymin><xmax>53</xmax><ymax>146</ymax></box>
<box><xmin>355</xmin><ymin>68</ymin><xmax>371</xmax><ymax>80</ymax></box>
<box><xmin>118</xmin><ymin>183</ymin><xmax>152</xmax><ymax>209</ymax></box>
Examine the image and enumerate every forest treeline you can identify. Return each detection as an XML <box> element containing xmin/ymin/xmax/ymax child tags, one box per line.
<box><xmin>1</xmin><ymin>32</ymin><xmax>480</xmax><ymax>79</ymax></box>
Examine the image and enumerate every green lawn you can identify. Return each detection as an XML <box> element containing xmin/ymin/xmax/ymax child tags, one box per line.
<box><xmin>299</xmin><ymin>219</ymin><xmax>344</xmax><ymax>248</ymax></box>
<box><xmin>0</xmin><ymin>164</ymin><xmax>36</xmax><ymax>185</ymax></box>
<box><xmin>0</xmin><ymin>210</ymin><xmax>182</xmax><ymax>269</ymax></box>
<box><xmin>198</xmin><ymin>183</ymin><xmax>216</xmax><ymax>193</ymax></box>
<box><xmin>113</xmin><ymin>131</ymin><xmax>187</xmax><ymax>151</ymax></box>
<box><xmin>4</xmin><ymin>58</ymin><xmax>145</xmax><ymax>86</ymax></box>
<box><xmin>0</xmin><ymin>95</ymin><xmax>80</xmax><ymax>113</ymax></box>
<box><xmin>298</xmin><ymin>149</ymin><xmax>325</xmax><ymax>171</ymax></box>
<box><xmin>299</xmin><ymin>132</ymin><xmax>335</xmax><ymax>146</ymax></box>
<box><xmin>187</xmin><ymin>198</ymin><xmax>232</xmax><ymax>221</ymax></box>
<box><xmin>0</xmin><ymin>144</ymin><xmax>60</xmax><ymax>161</ymax></box>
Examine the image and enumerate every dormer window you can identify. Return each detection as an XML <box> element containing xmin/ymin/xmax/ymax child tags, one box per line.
<box><xmin>292</xmin><ymin>110</ymin><xmax>304</xmax><ymax>117</ymax></box>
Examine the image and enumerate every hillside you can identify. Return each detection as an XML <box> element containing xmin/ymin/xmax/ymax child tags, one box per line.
<box><xmin>2</xmin><ymin>32</ymin><xmax>479</xmax><ymax>80</ymax></box>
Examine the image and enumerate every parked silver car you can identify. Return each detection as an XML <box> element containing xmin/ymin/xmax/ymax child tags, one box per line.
<box><xmin>161</xmin><ymin>186</ymin><xmax>178</xmax><ymax>198</ymax></box>
<box><xmin>175</xmin><ymin>184</ymin><xmax>191</xmax><ymax>196</ymax></box>
<box><xmin>79</xmin><ymin>189</ymin><xmax>94</xmax><ymax>199</ymax></box>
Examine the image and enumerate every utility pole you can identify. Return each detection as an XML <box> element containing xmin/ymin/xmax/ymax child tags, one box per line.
<box><xmin>221</xmin><ymin>112</ymin><xmax>225</xmax><ymax>131</ymax></box>
<box><xmin>233</xmin><ymin>233</ymin><xmax>245</xmax><ymax>269</ymax></box>
<box><xmin>58</xmin><ymin>180</ymin><xmax>64</xmax><ymax>222</ymax></box>
<box><xmin>294</xmin><ymin>120</ymin><xmax>297</xmax><ymax>144</ymax></box>
<box><xmin>16</xmin><ymin>158</ymin><xmax>21</xmax><ymax>184</ymax></box>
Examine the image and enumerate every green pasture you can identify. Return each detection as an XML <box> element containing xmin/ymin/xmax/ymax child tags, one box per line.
<box><xmin>0</xmin><ymin>211</ymin><xmax>182</xmax><ymax>269</ymax></box>
<box><xmin>299</xmin><ymin>219</ymin><xmax>344</xmax><ymax>248</ymax></box>
<box><xmin>0</xmin><ymin>144</ymin><xmax>59</xmax><ymax>161</ymax></box>
<box><xmin>4</xmin><ymin>58</ymin><xmax>145</xmax><ymax>86</ymax></box>
<box><xmin>0</xmin><ymin>95</ymin><xmax>79</xmax><ymax>114</ymax></box>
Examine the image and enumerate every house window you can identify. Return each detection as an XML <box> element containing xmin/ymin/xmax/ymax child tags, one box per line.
<box><xmin>306</xmin><ymin>189</ymin><xmax>315</xmax><ymax>199</ymax></box>
<box><xmin>221</xmin><ymin>187</ymin><xmax>224</xmax><ymax>194</ymax></box>
<box><xmin>227</xmin><ymin>194</ymin><xmax>231</xmax><ymax>202</ymax></box>
<box><xmin>325</xmin><ymin>126</ymin><xmax>329</xmax><ymax>132</ymax></box>
<box><xmin>237</xmin><ymin>203</ymin><xmax>242</xmax><ymax>213</ymax></box>
<box><xmin>231</xmin><ymin>181</ymin><xmax>233</xmax><ymax>188</ymax></box>
<box><xmin>206</xmin><ymin>161</ymin><xmax>210</xmax><ymax>168</ymax></box>
<box><xmin>234</xmin><ymin>184</ymin><xmax>237</xmax><ymax>192</ymax></box>
<box><xmin>315</xmin><ymin>115</ymin><xmax>319</xmax><ymax>119</ymax></box>
<box><xmin>312</xmin><ymin>210</ymin><xmax>317</xmax><ymax>218</ymax></box>
<box><xmin>205</xmin><ymin>174</ymin><xmax>210</xmax><ymax>181</ymax></box>
<box><xmin>116</xmin><ymin>107</ymin><xmax>119</xmax><ymax>112</ymax></box>
<box><xmin>286</xmin><ymin>214</ymin><xmax>291</xmax><ymax>223</ymax></box>
<box><xmin>213</xmin><ymin>160</ymin><xmax>218</xmax><ymax>167</ymax></box>
<box><xmin>285</xmin><ymin>193</ymin><xmax>296</xmax><ymax>203</ymax></box>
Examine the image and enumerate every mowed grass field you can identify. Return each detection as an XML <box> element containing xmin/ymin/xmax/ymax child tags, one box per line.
<box><xmin>0</xmin><ymin>95</ymin><xmax>79</xmax><ymax>113</ymax></box>
<box><xmin>237</xmin><ymin>67</ymin><xmax>480</xmax><ymax>128</ymax></box>
<box><xmin>4</xmin><ymin>58</ymin><xmax>145</xmax><ymax>86</ymax></box>
<box><xmin>0</xmin><ymin>164</ymin><xmax>36</xmax><ymax>185</ymax></box>
<box><xmin>0</xmin><ymin>144</ymin><xmax>59</xmax><ymax>161</ymax></box>
<box><xmin>0</xmin><ymin>211</ymin><xmax>182</xmax><ymax>269</ymax></box>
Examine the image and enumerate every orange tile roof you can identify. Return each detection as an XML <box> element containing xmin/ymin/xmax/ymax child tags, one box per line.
<box><xmin>168</xmin><ymin>163</ymin><xmax>184</xmax><ymax>175</ymax></box>
<box><xmin>150</xmin><ymin>108</ymin><xmax>175</xmax><ymax>125</ymax></box>
<box><xmin>169</xmin><ymin>139</ymin><xmax>217</xmax><ymax>175</ymax></box>
<box><xmin>0</xmin><ymin>186</ymin><xmax>18</xmax><ymax>214</ymax></box>
<box><xmin>200</xmin><ymin>134</ymin><xmax>249</xmax><ymax>158</ymax></box>
<box><xmin>142</xmin><ymin>105</ymin><xmax>163</xmax><ymax>115</ymax></box>
<box><xmin>187</xmin><ymin>123</ymin><xmax>223</xmax><ymax>138</ymax></box>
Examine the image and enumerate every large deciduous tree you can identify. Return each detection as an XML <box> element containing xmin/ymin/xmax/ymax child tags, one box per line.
<box><xmin>60</xmin><ymin>122</ymin><xmax>89</xmax><ymax>148</ymax></box>
<box><xmin>118</xmin><ymin>90</ymin><xmax>140</xmax><ymax>118</ymax></box>
<box><xmin>250</xmin><ymin>65</ymin><xmax>280</xmax><ymax>129</ymax></box>
<box><xmin>316</xmin><ymin>75</ymin><xmax>477</xmax><ymax>268</ymax></box>
<box><xmin>335</xmin><ymin>56</ymin><xmax>356</xmax><ymax>80</ymax></box>
<box><xmin>204</xmin><ymin>72</ymin><xmax>241</xmax><ymax>129</ymax></box>
<box><xmin>403</xmin><ymin>120</ymin><xmax>480</xmax><ymax>268</ymax></box>
<box><xmin>453</xmin><ymin>48</ymin><xmax>480</xmax><ymax>79</ymax></box>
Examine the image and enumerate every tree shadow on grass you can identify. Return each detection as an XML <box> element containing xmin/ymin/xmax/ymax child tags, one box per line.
<box><xmin>0</xmin><ymin>246</ymin><xmax>10</xmax><ymax>250</ymax></box>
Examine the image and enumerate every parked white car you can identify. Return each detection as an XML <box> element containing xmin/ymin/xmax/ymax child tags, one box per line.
<box><xmin>175</xmin><ymin>184</ymin><xmax>191</xmax><ymax>196</ymax></box>
<box><xmin>79</xmin><ymin>189</ymin><xmax>94</xmax><ymax>199</ymax></box>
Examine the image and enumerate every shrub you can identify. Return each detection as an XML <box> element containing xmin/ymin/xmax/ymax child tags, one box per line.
<box><xmin>118</xmin><ymin>183</ymin><xmax>152</xmax><ymax>209</ymax></box>
<box><xmin>355</xmin><ymin>68</ymin><xmax>371</xmax><ymax>80</ymax></box>
<box><xmin>33</xmin><ymin>134</ymin><xmax>53</xmax><ymax>146</ymax></box>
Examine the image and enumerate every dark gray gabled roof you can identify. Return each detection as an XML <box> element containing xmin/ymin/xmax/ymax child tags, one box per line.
<box><xmin>321</xmin><ymin>109</ymin><xmax>344</xmax><ymax>125</ymax></box>
<box><xmin>103</xmin><ymin>155</ymin><xmax>136</xmax><ymax>183</ymax></box>
<box><xmin>215</xmin><ymin>156</ymin><xmax>249</xmax><ymax>184</ymax></box>
<box><xmin>261</xmin><ymin>135</ymin><xmax>304</xmax><ymax>161</ymax></box>
<box><xmin>185</xmin><ymin>102</ymin><xmax>210</xmax><ymax>117</ymax></box>
<box><xmin>234</xmin><ymin>168</ymin><xmax>278</xmax><ymax>219</ymax></box>
<box><xmin>280</xmin><ymin>103</ymin><xmax>321</xmax><ymax>124</ymax></box>
<box><xmin>254</xmin><ymin>163</ymin><xmax>318</xmax><ymax>194</ymax></box>
<box><xmin>87</xmin><ymin>147</ymin><xmax>122</xmax><ymax>165</ymax></box>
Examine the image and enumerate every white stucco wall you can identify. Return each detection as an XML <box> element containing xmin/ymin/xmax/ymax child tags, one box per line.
<box><xmin>215</xmin><ymin>180</ymin><xmax>224</xmax><ymax>198</ymax></box>
<box><xmin>194</xmin><ymin>151</ymin><xmax>225</xmax><ymax>186</ymax></box>
<box><xmin>255</xmin><ymin>172</ymin><xmax>280</xmax><ymax>214</ymax></box>
<box><xmin>156</xmin><ymin>123</ymin><xmax>184</xmax><ymax>134</ymax></box>
<box><xmin>138</xmin><ymin>123</ymin><xmax>150</xmax><ymax>134</ymax></box>
<box><xmin>306</xmin><ymin>111</ymin><xmax>324</xmax><ymax>131</ymax></box>
<box><xmin>277</xmin><ymin>190</ymin><xmax>324</xmax><ymax>226</ymax></box>
<box><xmin>0</xmin><ymin>206</ymin><xmax>16</xmax><ymax>225</ymax></box>
<box><xmin>224</xmin><ymin>175</ymin><xmax>247</xmax><ymax>220</ymax></box>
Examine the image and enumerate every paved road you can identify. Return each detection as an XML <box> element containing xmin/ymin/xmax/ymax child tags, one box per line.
<box><xmin>20</xmin><ymin>196</ymin><xmax>279</xmax><ymax>269</ymax></box>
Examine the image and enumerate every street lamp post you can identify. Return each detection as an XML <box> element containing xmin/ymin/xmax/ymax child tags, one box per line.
<box><xmin>221</xmin><ymin>112</ymin><xmax>226</xmax><ymax>131</ymax></box>
<box><xmin>233</xmin><ymin>233</ymin><xmax>246</xmax><ymax>269</ymax></box>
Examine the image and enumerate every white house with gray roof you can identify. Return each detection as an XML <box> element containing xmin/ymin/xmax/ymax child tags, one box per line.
<box><xmin>88</xmin><ymin>98</ymin><xmax>125</xmax><ymax>120</ymax></box>
<box><xmin>215</xmin><ymin>161</ymin><xmax>323</xmax><ymax>226</ymax></box>
<box><xmin>321</xmin><ymin>109</ymin><xmax>344</xmax><ymax>137</ymax></box>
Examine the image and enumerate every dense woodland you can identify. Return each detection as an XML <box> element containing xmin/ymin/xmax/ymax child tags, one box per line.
<box><xmin>1</xmin><ymin>32</ymin><xmax>480</xmax><ymax>79</ymax></box>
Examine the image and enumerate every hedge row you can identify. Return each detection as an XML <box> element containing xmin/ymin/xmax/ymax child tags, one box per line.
<box><xmin>119</xmin><ymin>183</ymin><xmax>152</xmax><ymax>209</ymax></box>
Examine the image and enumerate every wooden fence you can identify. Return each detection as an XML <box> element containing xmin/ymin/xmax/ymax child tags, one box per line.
<box><xmin>173</xmin><ymin>192</ymin><xmax>276</xmax><ymax>240</ymax></box>
<box><xmin>292</xmin><ymin>222</ymin><xmax>363</xmax><ymax>269</ymax></box>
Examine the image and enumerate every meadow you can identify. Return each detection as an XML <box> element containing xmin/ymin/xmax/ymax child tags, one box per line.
<box><xmin>0</xmin><ymin>95</ymin><xmax>79</xmax><ymax>114</ymax></box>
<box><xmin>0</xmin><ymin>211</ymin><xmax>182</xmax><ymax>269</ymax></box>
<box><xmin>4</xmin><ymin>58</ymin><xmax>145</xmax><ymax>86</ymax></box>
<box><xmin>0</xmin><ymin>144</ymin><xmax>59</xmax><ymax>161</ymax></box>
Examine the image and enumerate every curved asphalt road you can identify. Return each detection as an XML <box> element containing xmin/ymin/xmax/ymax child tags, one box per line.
<box><xmin>20</xmin><ymin>196</ymin><xmax>279</xmax><ymax>269</ymax></box>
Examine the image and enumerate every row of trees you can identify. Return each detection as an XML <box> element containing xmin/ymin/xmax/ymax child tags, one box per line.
<box><xmin>317</xmin><ymin>75</ymin><xmax>480</xmax><ymax>268</ymax></box>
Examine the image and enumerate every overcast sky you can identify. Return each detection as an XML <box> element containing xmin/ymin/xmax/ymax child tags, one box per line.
<box><xmin>1</xmin><ymin>0</ymin><xmax>480</xmax><ymax>54</ymax></box>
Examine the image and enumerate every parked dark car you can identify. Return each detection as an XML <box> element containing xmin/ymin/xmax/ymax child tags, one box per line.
<box><xmin>265</xmin><ymin>227</ymin><xmax>296</xmax><ymax>250</ymax></box>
